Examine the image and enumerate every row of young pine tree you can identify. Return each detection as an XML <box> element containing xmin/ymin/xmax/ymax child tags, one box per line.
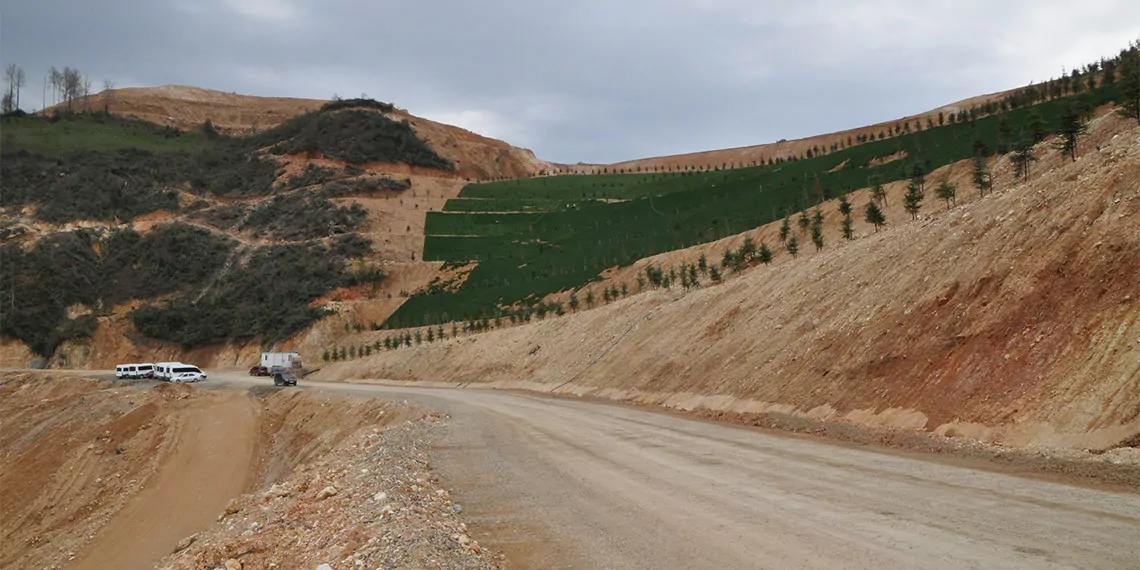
<box><xmin>486</xmin><ymin>42</ymin><xmax>1140</xmax><ymax>180</ymax></box>
<box><xmin>321</xmin><ymin>42</ymin><xmax>1140</xmax><ymax>359</ymax></box>
<box><xmin>326</xmin><ymin>88</ymin><xmax>1119</xmax><ymax>362</ymax></box>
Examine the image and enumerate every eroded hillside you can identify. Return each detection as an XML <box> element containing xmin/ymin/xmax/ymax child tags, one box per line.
<box><xmin>318</xmin><ymin>111</ymin><xmax>1140</xmax><ymax>450</ymax></box>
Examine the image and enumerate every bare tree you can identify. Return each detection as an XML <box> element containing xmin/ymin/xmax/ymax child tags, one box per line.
<box><xmin>4</xmin><ymin>64</ymin><xmax>15</xmax><ymax>106</ymax></box>
<box><xmin>4</xmin><ymin>64</ymin><xmax>25</xmax><ymax>110</ymax></box>
<box><xmin>49</xmin><ymin>67</ymin><xmax>61</xmax><ymax>106</ymax></box>
<box><xmin>62</xmin><ymin>67</ymin><xmax>82</xmax><ymax>110</ymax></box>
<box><xmin>82</xmin><ymin>77</ymin><xmax>92</xmax><ymax>112</ymax></box>
<box><xmin>14</xmin><ymin>66</ymin><xmax>24</xmax><ymax>109</ymax></box>
<box><xmin>102</xmin><ymin>79</ymin><xmax>116</xmax><ymax>115</ymax></box>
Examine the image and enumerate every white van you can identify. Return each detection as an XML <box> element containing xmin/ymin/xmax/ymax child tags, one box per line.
<box><xmin>154</xmin><ymin>362</ymin><xmax>182</xmax><ymax>381</ymax></box>
<box><xmin>136</xmin><ymin>363</ymin><xmax>155</xmax><ymax>379</ymax></box>
<box><xmin>169</xmin><ymin>364</ymin><xmax>206</xmax><ymax>383</ymax></box>
<box><xmin>115</xmin><ymin>364</ymin><xmax>133</xmax><ymax>379</ymax></box>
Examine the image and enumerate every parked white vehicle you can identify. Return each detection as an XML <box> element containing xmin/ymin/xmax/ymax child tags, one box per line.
<box><xmin>261</xmin><ymin>351</ymin><xmax>302</xmax><ymax>370</ymax></box>
<box><xmin>115</xmin><ymin>364</ymin><xmax>134</xmax><ymax>379</ymax></box>
<box><xmin>169</xmin><ymin>364</ymin><xmax>206</xmax><ymax>383</ymax></box>
<box><xmin>154</xmin><ymin>362</ymin><xmax>182</xmax><ymax>381</ymax></box>
<box><xmin>135</xmin><ymin>363</ymin><xmax>155</xmax><ymax>379</ymax></box>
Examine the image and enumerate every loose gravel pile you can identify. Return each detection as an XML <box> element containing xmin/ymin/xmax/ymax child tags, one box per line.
<box><xmin>158</xmin><ymin>413</ymin><xmax>502</xmax><ymax>570</ymax></box>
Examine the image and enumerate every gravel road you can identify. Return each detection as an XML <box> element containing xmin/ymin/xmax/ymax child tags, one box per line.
<box><xmin>202</xmin><ymin>373</ymin><xmax>1140</xmax><ymax>570</ymax></box>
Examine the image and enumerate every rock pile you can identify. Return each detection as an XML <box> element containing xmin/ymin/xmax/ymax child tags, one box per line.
<box><xmin>158</xmin><ymin>413</ymin><xmax>502</xmax><ymax>570</ymax></box>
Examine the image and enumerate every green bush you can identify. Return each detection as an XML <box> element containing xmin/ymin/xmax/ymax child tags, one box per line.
<box><xmin>131</xmin><ymin>240</ymin><xmax>382</xmax><ymax>347</ymax></box>
<box><xmin>191</xmin><ymin>203</ymin><xmax>250</xmax><ymax>230</ymax></box>
<box><xmin>322</xmin><ymin>176</ymin><xmax>411</xmax><ymax>197</ymax></box>
<box><xmin>282</xmin><ymin>163</ymin><xmax>344</xmax><ymax>190</ymax></box>
<box><xmin>1</xmin><ymin>149</ymin><xmax>184</xmax><ymax>223</ymax></box>
<box><xmin>0</xmin><ymin>224</ymin><xmax>235</xmax><ymax>356</ymax></box>
<box><xmin>240</xmin><ymin>191</ymin><xmax>367</xmax><ymax>241</ymax></box>
<box><xmin>320</xmin><ymin>98</ymin><xmax>395</xmax><ymax>113</ymax></box>
<box><xmin>266</xmin><ymin>109</ymin><xmax>452</xmax><ymax>168</ymax></box>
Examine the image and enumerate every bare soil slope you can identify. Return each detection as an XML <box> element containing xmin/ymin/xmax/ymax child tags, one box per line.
<box><xmin>0</xmin><ymin>372</ymin><xmax>496</xmax><ymax>570</ymax></box>
<box><xmin>0</xmin><ymin>372</ymin><xmax>246</xmax><ymax>569</ymax></box>
<box><xmin>319</xmin><ymin>113</ymin><xmax>1140</xmax><ymax>450</ymax></box>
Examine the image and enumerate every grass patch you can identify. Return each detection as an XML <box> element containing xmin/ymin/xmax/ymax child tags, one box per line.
<box><xmin>0</xmin><ymin>113</ymin><xmax>208</xmax><ymax>155</ymax></box>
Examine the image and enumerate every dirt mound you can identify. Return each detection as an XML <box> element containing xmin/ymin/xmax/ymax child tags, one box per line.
<box><xmin>318</xmin><ymin>112</ymin><xmax>1140</xmax><ymax>451</ymax></box>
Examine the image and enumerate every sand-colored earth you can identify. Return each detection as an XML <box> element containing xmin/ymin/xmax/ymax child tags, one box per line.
<box><xmin>0</xmin><ymin>371</ymin><xmax>488</xmax><ymax>570</ymax></box>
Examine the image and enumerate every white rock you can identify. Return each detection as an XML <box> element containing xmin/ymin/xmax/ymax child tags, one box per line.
<box><xmin>315</xmin><ymin>486</ymin><xmax>338</xmax><ymax>500</ymax></box>
<box><xmin>173</xmin><ymin>534</ymin><xmax>197</xmax><ymax>552</ymax></box>
<box><xmin>372</xmin><ymin>491</ymin><xmax>387</xmax><ymax>502</ymax></box>
<box><xmin>316</xmin><ymin>564</ymin><xmax>333</xmax><ymax>570</ymax></box>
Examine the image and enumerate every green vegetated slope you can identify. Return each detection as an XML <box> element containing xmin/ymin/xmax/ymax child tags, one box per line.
<box><xmin>388</xmin><ymin>85</ymin><xmax>1121</xmax><ymax>328</ymax></box>
<box><xmin>0</xmin><ymin>99</ymin><xmax>438</xmax><ymax>356</ymax></box>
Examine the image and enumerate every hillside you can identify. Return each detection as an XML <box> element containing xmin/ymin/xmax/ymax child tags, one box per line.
<box><xmin>48</xmin><ymin>85</ymin><xmax>551</xmax><ymax>180</ymax></box>
<box><xmin>585</xmin><ymin>90</ymin><xmax>1013</xmax><ymax>174</ymax></box>
<box><xmin>1</xmin><ymin>51</ymin><xmax>1132</xmax><ymax>374</ymax></box>
<box><xmin>0</xmin><ymin>92</ymin><xmax>547</xmax><ymax>369</ymax></box>
<box><xmin>380</xmin><ymin>80</ymin><xmax>1122</xmax><ymax>331</ymax></box>
<box><xmin>318</xmin><ymin>109</ymin><xmax>1140</xmax><ymax>450</ymax></box>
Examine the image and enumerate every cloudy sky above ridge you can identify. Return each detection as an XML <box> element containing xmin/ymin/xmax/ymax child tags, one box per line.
<box><xmin>2</xmin><ymin>0</ymin><xmax>1137</xmax><ymax>163</ymax></box>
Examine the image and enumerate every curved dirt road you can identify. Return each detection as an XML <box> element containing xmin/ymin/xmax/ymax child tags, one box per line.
<box><xmin>69</xmin><ymin>395</ymin><xmax>258</xmax><ymax>570</ymax></box>
<box><xmin>208</xmin><ymin>375</ymin><xmax>1140</xmax><ymax>570</ymax></box>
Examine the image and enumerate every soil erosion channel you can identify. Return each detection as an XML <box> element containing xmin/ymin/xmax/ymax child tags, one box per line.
<box><xmin>208</xmin><ymin>375</ymin><xmax>1140</xmax><ymax>570</ymax></box>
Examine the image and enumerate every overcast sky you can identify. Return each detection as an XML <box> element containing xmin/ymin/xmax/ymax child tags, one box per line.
<box><xmin>2</xmin><ymin>1</ymin><xmax>1137</xmax><ymax>163</ymax></box>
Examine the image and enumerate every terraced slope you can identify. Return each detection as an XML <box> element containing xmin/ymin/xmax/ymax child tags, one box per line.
<box><xmin>389</xmin><ymin>84</ymin><xmax>1123</xmax><ymax>328</ymax></box>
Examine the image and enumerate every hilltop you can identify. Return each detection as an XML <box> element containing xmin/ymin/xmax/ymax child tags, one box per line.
<box><xmin>50</xmin><ymin>85</ymin><xmax>551</xmax><ymax>180</ymax></box>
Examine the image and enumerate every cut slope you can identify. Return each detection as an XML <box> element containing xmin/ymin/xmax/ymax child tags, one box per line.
<box><xmin>318</xmin><ymin>114</ymin><xmax>1140</xmax><ymax>450</ymax></box>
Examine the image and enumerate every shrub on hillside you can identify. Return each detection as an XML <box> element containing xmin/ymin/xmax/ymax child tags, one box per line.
<box><xmin>322</xmin><ymin>176</ymin><xmax>412</xmax><ymax>197</ymax></box>
<box><xmin>239</xmin><ymin>191</ymin><xmax>367</xmax><ymax>241</ymax></box>
<box><xmin>0</xmin><ymin>224</ymin><xmax>235</xmax><ymax>356</ymax></box>
<box><xmin>268</xmin><ymin>109</ymin><xmax>452</xmax><ymax>168</ymax></box>
<box><xmin>131</xmin><ymin>240</ymin><xmax>384</xmax><ymax>347</ymax></box>
<box><xmin>282</xmin><ymin>163</ymin><xmax>344</xmax><ymax>190</ymax></box>
<box><xmin>191</xmin><ymin>203</ymin><xmax>250</xmax><ymax>230</ymax></box>
<box><xmin>320</xmin><ymin>98</ymin><xmax>396</xmax><ymax>113</ymax></box>
<box><xmin>1</xmin><ymin>149</ymin><xmax>183</xmax><ymax>223</ymax></box>
<box><xmin>187</xmin><ymin>145</ymin><xmax>281</xmax><ymax>197</ymax></box>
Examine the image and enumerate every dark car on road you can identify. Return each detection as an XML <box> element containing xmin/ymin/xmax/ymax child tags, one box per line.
<box><xmin>272</xmin><ymin>372</ymin><xmax>297</xmax><ymax>386</ymax></box>
<box><xmin>249</xmin><ymin>366</ymin><xmax>269</xmax><ymax>376</ymax></box>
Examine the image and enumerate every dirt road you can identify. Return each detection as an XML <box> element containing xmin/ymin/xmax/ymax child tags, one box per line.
<box><xmin>206</xmin><ymin>374</ymin><xmax>1140</xmax><ymax>570</ymax></box>
<box><xmin>69</xmin><ymin>395</ymin><xmax>258</xmax><ymax>570</ymax></box>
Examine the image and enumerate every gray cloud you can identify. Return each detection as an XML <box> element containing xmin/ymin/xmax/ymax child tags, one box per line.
<box><xmin>2</xmin><ymin>0</ymin><xmax>1137</xmax><ymax>162</ymax></box>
